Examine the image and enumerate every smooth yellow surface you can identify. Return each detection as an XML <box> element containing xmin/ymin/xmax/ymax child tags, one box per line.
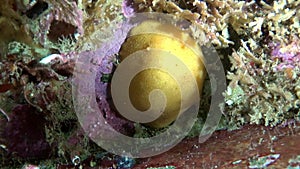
<box><xmin>119</xmin><ymin>20</ymin><xmax>205</xmax><ymax>128</ymax></box>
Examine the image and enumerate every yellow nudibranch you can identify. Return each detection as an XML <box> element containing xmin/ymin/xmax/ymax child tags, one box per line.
<box><xmin>119</xmin><ymin>20</ymin><xmax>206</xmax><ymax>128</ymax></box>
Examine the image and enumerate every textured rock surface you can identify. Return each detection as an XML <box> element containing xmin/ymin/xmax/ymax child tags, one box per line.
<box><xmin>133</xmin><ymin>122</ymin><xmax>300</xmax><ymax>168</ymax></box>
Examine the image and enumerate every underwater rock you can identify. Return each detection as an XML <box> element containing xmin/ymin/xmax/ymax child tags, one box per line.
<box><xmin>2</xmin><ymin>104</ymin><xmax>51</xmax><ymax>159</ymax></box>
<box><xmin>94</xmin><ymin>54</ymin><xmax>136</xmax><ymax>136</ymax></box>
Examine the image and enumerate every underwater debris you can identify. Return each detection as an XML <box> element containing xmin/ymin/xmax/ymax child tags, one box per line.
<box><xmin>287</xmin><ymin>155</ymin><xmax>300</xmax><ymax>168</ymax></box>
<box><xmin>248</xmin><ymin>154</ymin><xmax>280</xmax><ymax>169</ymax></box>
<box><xmin>115</xmin><ymin>156</ymin><xmax>136</xmax><ymax>169</ymax></box>
<box><xmin>0</xmin><ymin>107</ymin><xmax>10</xmax><ymax>122</ymax></box>
<box><xmin>39</xmin><ymin>54</ymin><xmax>64</xmax><ymax>65</ymax></box>
<box><xmin>71</xmin><ymin>155</ymin><xmax>80</xmax><ymax>166</ymax></box>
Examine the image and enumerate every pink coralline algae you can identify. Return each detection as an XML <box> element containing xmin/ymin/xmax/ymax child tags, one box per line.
<box><xmin>78</xmin><ymin>21</ymin><xmax>136</xmax><ymax>137</ymax></box>
<box><xmin>271</xmin><ymin>39</ymin><xmax>300</xmax><ymax>71</ymax></box>
<box><xmin>95</xmin><ymin>55</ymin><xmax>135</xmax><ymax>136</ymax></box>
<box><xmin>122</xmin><ymin>0</ymin><xmax>135</xmax><ymax>18</ymax></box>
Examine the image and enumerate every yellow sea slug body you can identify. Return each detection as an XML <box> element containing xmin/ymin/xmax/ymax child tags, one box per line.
<box><xmin>119</xmin><ymin>20</ymin><xmax>206</xmax><ymax>128</ymax></box>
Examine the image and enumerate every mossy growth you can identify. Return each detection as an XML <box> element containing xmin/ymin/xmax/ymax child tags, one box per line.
<box><xmin>48</xmin><ymin>35</ymin><xmax>78</xmax><ymax>54</ymax></box>
<box><xmin>6</xmin><ymin>41</ymin><xmax>50</xmax><ymax>62</ymax></box>
<box><xmin>43</xmin><ymin>81</ymin><xmax>98</xmax><ymax>163</ymax></box>
<box><xmin>133</xmin><ymin>123</ymin><xmax>168</xmax><ymax>138</ymax></box>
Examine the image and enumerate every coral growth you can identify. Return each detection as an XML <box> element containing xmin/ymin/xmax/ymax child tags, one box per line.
<box><xmin>122</xmin><ymin>0</ymin><xmax>253</xmax><ymax>48</ymax></box>
<box><xmin>224</xmin><ymin>42</ymin><xmax>300</xmax><ymax>127</ymax></box>
<box><xmin>223</xmin><ymin>1</ymin><xmax>300</xmax><ymax>127</ymax></box>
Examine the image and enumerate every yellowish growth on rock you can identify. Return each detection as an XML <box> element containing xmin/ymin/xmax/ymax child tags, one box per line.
<box><xmin>119</xmin><ymin>20</ymin><xmax>206</xmax><ymax>128</ymax></box>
